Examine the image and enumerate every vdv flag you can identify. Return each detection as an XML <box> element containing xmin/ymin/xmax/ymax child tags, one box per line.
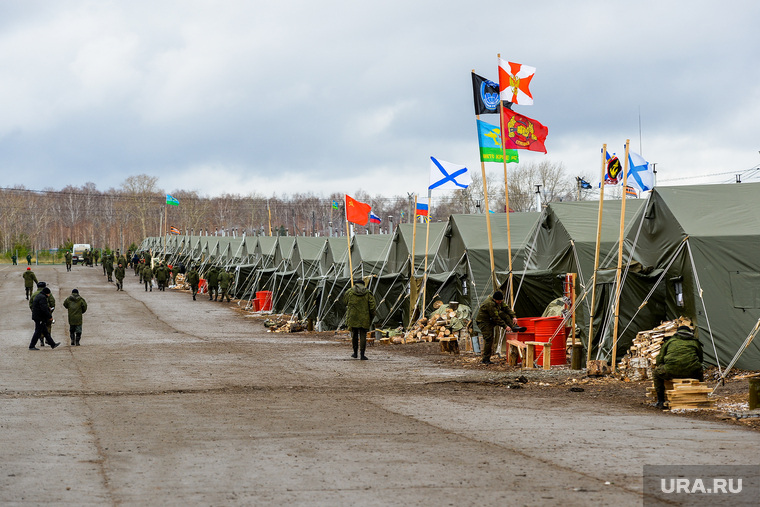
<box><xmin>627</xmin><ymin>150</ymin><xmax>655</xmax><ymax>192</ymax></box>
<box><xmin>429</xmin><ymin>157</ymin><xmax>471</xmax><ymax>190</ymax></box>
<box><xmin>476</xmin><ymin>120</ymin><xmax>519</xmax><ymax>163</ymax></box>
<box><xmin>166</xmin><ymin>194</ymin><xmax>179</xmax><ymax>206</ymax></box>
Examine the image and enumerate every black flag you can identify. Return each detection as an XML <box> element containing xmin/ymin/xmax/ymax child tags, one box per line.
<box><xmin>472</xmin><ymin>72</ymin><xmax>501</xmax><ymax>115</ymax></box>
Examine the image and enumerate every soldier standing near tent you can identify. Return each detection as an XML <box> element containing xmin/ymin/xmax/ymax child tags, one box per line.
<box><xmin>23</xmin><ymin>267</ymin><xmax>38</xmax><ymax>300</ymax></box>
<box><xmin>63</xmin><ymin>289</ymin><xmax>87</xmax><ymax>346</ymax></box>
<box><xmin>206</xmin><ymin>266</ymin><xmax>219</xmax><ymax>301</ymax></box>
<box><xmin>65</xmin><ymin>250</ymin><xmax>72</xmax><ymax>271</ymax></box>
<box><xmin>653</xmin><ymin>325</ymin><xmax>704</xmax><ymax>409</ymax></box>
<box><xmin>475</xmin><ymin>291</ymin><xmax>526</xmax><ymax>365</ymax></box>
<box><xmin>115</xmin><ymin>263</ymin><xmax>125</xmax><ymax>291</ymax></box>
<box><xmin>343</xmin><ymin>280</ymin><xmax>376</xmax><ymax>360</ymax></box>
<box><xmin>218</xmin><ymin>267</ymin><xmax>232</xmax><ymax>302</ymax></box>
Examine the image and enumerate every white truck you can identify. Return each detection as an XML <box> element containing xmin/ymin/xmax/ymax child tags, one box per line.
<box><xmin>72</xmin><ymin>243</ymin><xmax>91</xmax><ymax>265</ymax></box>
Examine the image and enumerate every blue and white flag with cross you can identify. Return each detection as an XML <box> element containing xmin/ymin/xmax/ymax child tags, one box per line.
<box><xmin>429</xmin><ymin>157</ymin><xmax>471</xmax><ymax>191</ymax></box>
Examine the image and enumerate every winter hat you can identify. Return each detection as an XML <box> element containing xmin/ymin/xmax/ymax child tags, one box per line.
<box><xmin>37</xmin><ymin>282</ymin><xmax>46</xmax><ymax>288</ymax></box>
<box><xmin>71</xmin><ymin>289</ymin><xmax>79</xmax><ymax>294</ymax></box>
<box><xmin>41</xmin><ymin>287</ymin><xmax>51</xmax><ymax>295</ymax></box>
<box><xmin>26</xmin><ymin>267</ymin><xmax>31</xmax><ymax>270</ymax></box>
<box><xmin>493</xmin><ymin>291</ymin><xmax>504</xmax><ymax>301</ymax></box>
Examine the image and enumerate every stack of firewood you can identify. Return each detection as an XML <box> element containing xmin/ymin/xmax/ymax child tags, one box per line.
<box><xmin>263</xmin><ymin>315</ymin><xmax>306</xmax><ymax>333</ymax></box>
<box><xmin>173</xmin><ymin>274</ymin><xmax>188</xmax><ymax>289</ymax></box>
<box><xmin>618</xmin><ymin>316</ymin><xmax>693</xmax><ymax>380</ymax></box>
<box><xmin>646</xmin><ymin>379</ymin><xmax>714</xmax><ymax>410</ymax></box>
<box><xmin>399</xmin><ymin>312</ymin><xmax>459</xmax><ymax>344</ymax></box>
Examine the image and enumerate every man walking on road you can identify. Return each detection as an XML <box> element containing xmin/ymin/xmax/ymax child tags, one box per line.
<box><xmin>29</xmin><ymin>287</ymin><xmax>60</xmax><ymax>350</ymax></box>
<box><xmin>142</xmin><ymin>262</ymin><xmax>153</xmax><ymax>292</ymax></box>
<box><xmin>187</xmin><ymin>265</ymin><xmax>200</xmax><ymax>301</ymax></box>
<box><xmin>343</xmin><ymin>279</ymin><xmax>376</xmax><ymax>360</ymax></box>
<box><xmin>63</xmin><ymin>288</ymin><xmax>87</xmax><ymax>346</ymax></box>
<box><xmin>115</xmin><ymin>263</ymin><xmax>125</xmax><ymax>291</ymax></box>
<box><xmin>23</xmin><ymin>267</ymin><xmax>38</xmax><ymax>300</ymax></box>
<box><xmin>218</xmin><ymin>268</ymin><xmax>232</xmax><ymax>302</ymax></box>
<box><xmin>65</xmin><ymin>250</ymin><xmax>72</xmax><ymax>271</ymax></box>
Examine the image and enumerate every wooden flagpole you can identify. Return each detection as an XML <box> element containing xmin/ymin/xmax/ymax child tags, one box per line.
<box><xmin>475</xmin><ymin>108</ymin><xmax>498</xmax><ymax>293</ymax></box>
<box><xmin>410</xmin><ymin>194</ymin><xmax>419</xmax><ymax>321</ymax></box>
<box><xmin>587</xmin><ymin>144</ymin><xmax>608</xmax><ymax>366</ymax></box>
<box><xmin>494</xmin><ymin>58</ymin><xmax>515</xmax><ymax>305</ymax></box>
<box><xmin>163</xmin><ymin>204</ymin><xmax>168</xmax><ymax>259</ymax></box>
<box><xmin>610</xmin><ymin>139</ymin><xmax>631</xmax><ymax>372</ymax></box>
<box><xmin>422</xmin><ymin>190</ymin><xmax>432</xmax><ymax>314</ymax></box>
<box><xmin>267</xmin><ymin>201</ymin><xmax>272</xmax><ymax>236</ymax></box>
<box><xmin>345</xmin><ymin>195</ymin><xmax>354</xmax><ymax>288</ymax></box>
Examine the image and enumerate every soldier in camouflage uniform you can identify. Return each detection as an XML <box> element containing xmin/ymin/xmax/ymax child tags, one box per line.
<box><xmin>65</xmin><ymin>251</ymin><xmax>72</xmax><ymax>271</ymax></box>
<box><xmin>23</xmin><ymin>267</ymin><xmax>38</xmax><ymax>300</ymax></box>
<box><xmin>653</xmin><ymin>325</ymin><xmax>704</xmax><ymax>409</ymax></box>
<box><xmin>186</xmin><ymin>265</ymin><xmax>200</xmax><ymax>301</ymax></box>
<box><xmin>475</xmin><ymin>291</ymin><xmax>526</xmax><ymax>365</ymax></box>
<box><xmin>115</xmin><ymin>263</ymin><xmax>126</xmax><ymax>291</ymax></box>
<box><xmin>343</xmin><ymin>280</ymin><xmax>376</xmax><ymax>360</ymax></box>
<box><xmin>142</xmin><ymin>262</ymin><xmax>153</xmax><ymax>292</ymax></box>
<box><xmin>206</xmin><ymin>266</ymin><xmax>219</xmax><ymax>301</ymax></box>
<box><xmin>218</xmin><ymin>268</ymin><xmax>232</xmax><ymax>302</ymax></box>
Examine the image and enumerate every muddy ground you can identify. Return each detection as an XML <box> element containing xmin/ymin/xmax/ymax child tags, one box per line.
<box><xmin>2</xmin><ymin>264</ymin><xmax>759</xmax><ymax>506</ymax></box>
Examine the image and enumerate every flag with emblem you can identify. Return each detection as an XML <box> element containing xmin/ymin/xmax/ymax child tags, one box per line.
<box><xmin>166</xmin><ymin>194</ymin><xmax>179</xmax><ymax>206</ymax></box>
<box><xmin>345</xmin><ymin>195</ymin><xmax>371</xmax><ymax>226</ymax></box>
<box><xmin>604</xmin><ymin>150</ymin><xmax>622</xmax><ymax>185</ymax></box>
<box><xmin>500</xmin><ymin>109</ymin><xmax>548</xmax><ymax>153</ymax></box>
<box><xmin>472</xmin><ymin>72</ymin><xmax>501</xmax><ymax>115</ymax></box>
<box><xmin>498</xmin><ymin>59</ymin><xmax>535</xmax><ymax>106</ymax></box>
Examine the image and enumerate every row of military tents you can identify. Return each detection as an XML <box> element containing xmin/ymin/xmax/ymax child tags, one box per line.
<box><xmin>139</xmin><ymin>183</ymin><xmax>760</xmax><ymax>370</ymax></box>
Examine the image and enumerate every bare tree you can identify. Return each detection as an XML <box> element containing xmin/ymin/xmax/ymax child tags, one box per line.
<box><xmin>121</xmin><ymin>175</ymin><xmax>162</xmax><ymax>240</ymax></box>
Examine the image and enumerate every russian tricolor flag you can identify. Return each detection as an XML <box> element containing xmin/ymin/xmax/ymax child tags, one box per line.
<box><xmin>369</xmin><ymin>212</ymin><xmax>381</xmax><ymax>224</ymax></box>
<box><xmin>415</xmin><ymin>198</ymin><xmax>429</xmax><ymax>217</ymax></box>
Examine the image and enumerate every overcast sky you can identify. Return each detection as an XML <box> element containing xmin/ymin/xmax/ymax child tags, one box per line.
<box><xmin>1</xmin><ymin>0</ymin><xmax>759</xmax><ymax>199</ymax></box>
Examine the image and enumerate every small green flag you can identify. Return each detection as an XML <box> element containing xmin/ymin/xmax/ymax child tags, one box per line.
<box><xmin>166</xmin><ymin>194</ymin><xmax>179</xmax><ymax>206</ymax></box>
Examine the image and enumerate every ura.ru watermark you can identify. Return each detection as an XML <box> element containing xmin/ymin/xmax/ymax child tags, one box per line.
<box><xmin>644</xmin><ymin>465</ymin><xmax>759</xmax><ymax>506</ymax></box>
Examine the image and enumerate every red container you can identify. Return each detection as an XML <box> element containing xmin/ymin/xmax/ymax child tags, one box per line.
<box><xmin>251</xmin><ymin>299</ymin><xmax>260</xmax><ymax>312</ymax></box>
<box><xmin>198</xmin><ymin>279</ymin><xmax>207</xmax><ymax>294</ymax></box>
<box><xmin>533</xmin><ymin>316</ymin><xmax>567</xmax><ymax>365</ymax></box>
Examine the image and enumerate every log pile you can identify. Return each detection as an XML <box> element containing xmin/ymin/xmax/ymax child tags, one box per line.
<box><xmin>173</xmin><ymin>274</ymin><xmax>188</xmax><ymax>289</ymax></box>
<box><xmin>400</xmin><ymin>312</ymin><xmax>460</xmax><ymax>345</ymax></box>
<box><xmin>646</xmin><ymin>379</ymin><xmax>714</xmax><ymax>410</ymax></box>
<box><xmin>264</xmin><ymin>315</ymin><xmax>307</xmax><ymax>333</ymax></box>
<box><xmin>618</xmin><ymin>316</ymin><xmax>693</xmax><ymax>380</ymax></box>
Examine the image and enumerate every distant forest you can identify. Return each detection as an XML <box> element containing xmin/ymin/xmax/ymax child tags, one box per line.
<box><xmin>1</xmin><ymin>162</ymin><xmax>582</xmax><ymax>255</ymax></box>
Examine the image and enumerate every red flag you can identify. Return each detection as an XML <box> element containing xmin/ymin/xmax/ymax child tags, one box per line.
<box><xmin>500</xmin><ymin>108</ymin><xmax>548</xmax><ymax>153</ymax></box>
<box><xmin>345</xmin><ymin>195</ymin><xmax>371</xmax><ymax>226</ymax></box>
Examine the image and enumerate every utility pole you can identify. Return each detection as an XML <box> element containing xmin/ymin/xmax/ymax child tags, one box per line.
<box><xmin>535</xmin><ymin>184</ymin><xmax>542</xmax><ymax>212</ymax></box>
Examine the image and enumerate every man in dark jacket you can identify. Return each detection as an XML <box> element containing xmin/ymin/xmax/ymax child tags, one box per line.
<box><xmin>343</xmin><ymin>280</ymin><xmax>376</xmax><ymax>360</ymax></box>
<box><xmin>154</xmin><ymin>263</ymin><xmax>169</xmax><ymax>291</ymax></box>
<box><xmin>475</xmin><ymin>291</ymin><xmax>526</xmax><ymax>365</ymax></box>
<box><xmin>63</xmin><ymin>288</ymin><xmax>88</xmax><ymax>346</ymax></box>
<box><xmin>29</xmin><ymin>288</ymin><xmax>60</xmax><ymax>350</ymax></box>
<box><xmin>653</xmin><ymin>325</ymin><xmax>704</xmax><ymax>409</ymax></box>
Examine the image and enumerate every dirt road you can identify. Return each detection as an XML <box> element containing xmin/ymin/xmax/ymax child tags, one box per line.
<box><xmin>2</xmin><ymin>265</ymin><xmax>758</xmax><ymax>506</ymax></box>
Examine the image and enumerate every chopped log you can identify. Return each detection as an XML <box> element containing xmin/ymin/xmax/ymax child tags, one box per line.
<box><xmin>440</xmin><ymin>337</ymin><xmax>459</xmax><ymax>354</ymax></box>
<box><xmin>587</xmin><ymin>360</ymin><xmax>610</xmax><ymax>376</ymax></box>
